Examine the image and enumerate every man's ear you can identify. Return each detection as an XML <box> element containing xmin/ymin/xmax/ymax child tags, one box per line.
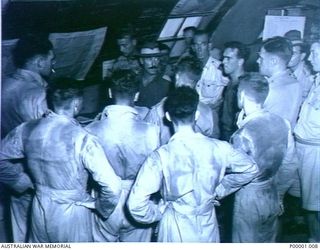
<box><xmin>33</xmin><ymin>55</ymin><xmax>44</xmax><ymax>70</ymax></box>
<box><xmin>134</xmin><ymin>92</ymin><xmax>139</xmax><ymax>102</ymax></box>
<box><xmin>239</xmin><ymin>58</ymin><xmax>245</xmax><ymax>67</ymax></box>
<box><xmin>195</xmin><ymin>110</ymin><xmax>200</xmax><ymax>121</ymax></box>
<box><xmin>165</xmin><ymin>112</ymin><xmax>172</xmax><ymax>122</ymax></box>
<box><xmin>108</xmin><ymin>88</ymin><xmax>112</xmax><ymax>99</ymax></box>
<box><xmin>132</xmin><ymin>39</ymin><xmax>137</xmax><ymax>47</ymax></box>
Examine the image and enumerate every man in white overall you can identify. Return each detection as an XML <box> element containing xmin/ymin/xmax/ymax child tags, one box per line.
<box><xmin>127</xmin><ymin>86</ymin><xmax>258</xmax><ymax>242</ymax></box>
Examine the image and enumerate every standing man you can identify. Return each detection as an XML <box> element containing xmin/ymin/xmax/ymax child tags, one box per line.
<box><xmin>135</xmin><ymin>41</ymin><xmax>172</xmax><ymax>108</ymax></box>
<box><xmin>87</xmin><ymin>70</ymin><xmax>159</xmax><ymax>242</ymax></box>
<box><xmin>112</xmin><ymin>30</ymin><xmax>141</xmax><ymax>75</ymax></box>
<box><xmin>294</xmin><ymin>39</ymin><xmax>320</xmax><ymax>243</ymax></box>
<box><xmin>127</xmin><ymin>86</ymin><xmax>258</xmax><ymax>242</ymax></box>
<box><xmin>178</xmin><ymin>26</ymin><xmax>196</xmax><ymax>59</ymax></box>
<box><xmin>193</xmin><ymin>30</ymin><xmax>229</xmax><ymax>134</ymax></box>
<box><xmin>231</xmin><ymin>73</ymin><xmax>298</xmax><ymax>242</ymax></box>
<box><xmin>1</xmin><ymin>34</ymin><xmax>55</xmax><ymax>242</ymax></box>
<box><xmin>284</xmin><ymin>30</ymin><xmax>313</xmax><ymax>101</ymax></box>
<box><xmin>0</xmin><ymin>79</ymin><xmax>121</xmax><ymax>242</ymax></box>
<box><xmin>221</xmin><ymin>41</ymin><xmax>249</xmax><ymax>141</ymax></box>
<box><xmin>145</xmin><ymin>56</ymin><xmax>219</xmax><ymax>145</ymax></box>
<box><xmin>257</xmin><ymin>36</ymin><xmax>302</xmax><ymax>128</ymax></box>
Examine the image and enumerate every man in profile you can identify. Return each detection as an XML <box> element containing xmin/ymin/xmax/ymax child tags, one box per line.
<box><xmin>1</xmin><ymin>33</ymin><xmax>55</xmax><ymax>242</ymax></box>
<box><xmin>231</xmin><ymin>73</ymin><xmax>298</xmax><ymax>242</ymax></box>
<box><xmin>257</xmin><ymin>36</ymin><xmax>302</xmax><ymax>128</ymax></box>
<box><xmin>294</xmin><ymin>38</ymin><xmax>320</xmax><ymax>242</ymax></box>
<box><xmin>284</xmin><ymin>30</ymin><xmax>313</xmax><ymax>101</ymax></box>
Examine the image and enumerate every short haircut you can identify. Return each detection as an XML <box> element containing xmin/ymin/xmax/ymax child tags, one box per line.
<box><xmin>13</xmin><ymin>33</ymin><xmax>53</xmax><ymax>68</ymax></box>
<box><xmin>238</xmin><ymin>73</ymin><xmax>269</xmax><ymax>105</ymax></box>
<box><xmin>224</xmin><ymin>41</ymin><xmax>250</xmax><ymax>61</ymax></box>
<box><xmin>183</xmin><ymin>26</ymin><xmax>197</xmax><ymax>33</ymax></box>
<box><xmin>110</xmin><ymin>69</ymin><xmax>139</xmax><ymax>96</ymax></box>
<box><xmin>47</xmin><ymin>78</ymin><xmax>83</xmax><ymax>110</ymax></box>
<box><xmin>262</xmin><ymin>36</ymin><xmax>293</xmax><ymax>64</ymax></box>
<box><xmin>176</xmin><ymin>56</ymin><xmax>202</xmax><ymax>83</ymax></box>
<box><xmin>164</xmin><ymin>86</ymin><xmax>199</xmax><ymax>123</ymax></box>
<box><xmin>115</xmin><ymin>27</ymin><xmax>136</xmax><ymax>40</ymax></box>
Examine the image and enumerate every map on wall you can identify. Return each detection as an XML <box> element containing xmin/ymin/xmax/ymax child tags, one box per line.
<box><xmin>262</xmin><ymin>15</ymin><xmax>306</xmax><ymax>40</ymax></box>
<box><xmin>1</xmin><ymin>27</ymin><xmax>107</xmax><ymax>80</ymax></box>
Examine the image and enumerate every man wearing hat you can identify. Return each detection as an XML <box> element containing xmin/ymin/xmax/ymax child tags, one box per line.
<box><xmin>135</xmin><ymin>41</ymin><xmax>172</xmax><ymax>108</ymax></box>
<box><xmin>285</xmin><ymin>30</ymin><xmax>313</xmax><ymax>100</ymax></box>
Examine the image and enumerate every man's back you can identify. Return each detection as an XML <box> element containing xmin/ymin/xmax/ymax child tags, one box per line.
<box><xmin>128</xmin><ymin>130</ymin><xmax>257</xmax><ymax>242</ymax></box>
<box><xmin>22</xmin><ymin>112</ymin><xmax>90</xmax><ymax>189</ymax></box>
<box><xmin>232</xmin><ymin>111</ymin><xmax>289</xmax><ymax>181</ymax></box>
<box><xmin>3</xmin><ymin>111</ymin><xmax>121</xmax><ymax>242</ymax></box>
<box><xmin>87</xmin><ymin>105</ymin><xmax>159</xmax><ymax>180</ymax></box>
<box><xmin>1</xmin><ymin>69</ymin><xmax>48</xmax><ymax>138</ymax></box>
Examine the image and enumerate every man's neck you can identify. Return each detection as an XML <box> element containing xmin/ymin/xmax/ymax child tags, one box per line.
<box><xmin>230</xmin><ymin>68</ymin><xmax>245</xmax><ymax>82</ymax></box>
<box><xmin>173</xmin><ymin>124</ymin><xmax>195</xmax><ymax>135</ymax></box>
<box><xmin>142</xmin><ymin>73</ymin><xmax>157</xmax><ymax>86</ymax></box>
<box><xmin>270</xmin><ymin>67</ymin><xmax>287</xmax><ymax>79</ymax></box>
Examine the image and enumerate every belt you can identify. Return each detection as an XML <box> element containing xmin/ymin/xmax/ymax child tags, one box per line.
<box><xmin>167</xmin><ymin>199</ymin><xmax>215</xmax><ymax>216</ymax></box>
<box><xmin>36</xmin><ymin>184</ymin><xmax>90</xmax><ymax>204</ymax></box>
<box><xmin>295</xmin><ymin>135</ymin><xmax>320</xmax><ymax>146</ymax></box>
<box><xmin>242</xmin><ymin>178</ymin><xmax>274</xmax><ymax>189</ymax></box>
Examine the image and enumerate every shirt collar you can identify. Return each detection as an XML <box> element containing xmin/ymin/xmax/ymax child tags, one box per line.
<box><xmin>103</xmin><ymin>105</ymin><xmax>138</xmax><ymax>118</ymax></box>
<box><xmin>17</xmin><ymin>69</ymin><xmax>48</xmax><ymax>88</ymax></box>
<box><xmin>265</xmin><ymin>70</ymin><xmax>287</xmax><ymax>85</ymax></box>
<box><xmin>170</xmin><ymin>129</ymin><xmax>203</xmax><ymax>142</ymax></box>
<box><xmin>236</xmin><ymin>109</ymin><xmax>268</xmax><ymax>129</ymax></box>
<box><xmin>206</xmin><ymin>56</ymin><xmax>221</xmax><ymax>68</ymax></box>
<box><xmin>44</xmin><ymin>110</ymin><xmax>80</xmax><ymax>126</ymax></box>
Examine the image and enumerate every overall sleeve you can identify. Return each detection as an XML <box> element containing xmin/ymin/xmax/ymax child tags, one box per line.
<box><xmin>275</xmin><ymin>126</ymin><xmax>299</xmax><ymax>200</ymax></box>
<box><xmin>214</xmin><ymin>143</ymin><xmax>258</xmax><ymax>199</ymax></box>
<box><xmin>127</xmin><ymin>151</ymin><xmax>163</xmax><ymax>224</ymax></box>
<box><xmin>80</xmin><ymin>134</ymin><xmax>121</xmax><ymax>219</ymax></box>
<box><xmin>0</xmin><ymin>124</ymin><xmax>34</xmax><ymax>192</ymax></box>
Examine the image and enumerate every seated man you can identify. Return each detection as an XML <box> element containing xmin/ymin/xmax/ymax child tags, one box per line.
<box><xmin>86</xmin><ymin>70</ymin><xmax>160</xmax><ymax>242</ymax></box>
<box><xmin>0</xmin><ymin>78</ymin><xmax>121</xmax><ymax>242</ymax></box>
<box><xmin>127</xmin><ymin>86</ymin><xmax>258</xmax><ymax>242</ymax></box>
<box><xmin>145</xmin><ymin>56</ymin><xmax>220</xmax><ymax>145</ymax></box>
<box><xmin>231</xmin><ymin>73</ymin><xmax>298</xmax><ymax>242</ymax></box>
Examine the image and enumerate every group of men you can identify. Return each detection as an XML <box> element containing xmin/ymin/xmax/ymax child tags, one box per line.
<box><xmin>0</xmin><ymin>26</ymin><xmax>319</xmax><ymax>243</ymax></box>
